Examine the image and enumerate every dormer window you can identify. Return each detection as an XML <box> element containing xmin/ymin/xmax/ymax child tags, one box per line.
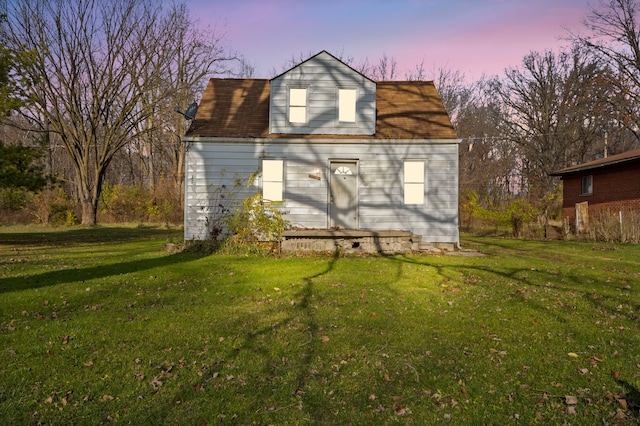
<box><xmin>288</xmin><ymin>88</ymin><xmax>307</xmax><ymax>124</ymax></box>
<box><xmin>338</xmin><ymin>88</ymin><xmax>356</xmax><ymax>123</ymax></box>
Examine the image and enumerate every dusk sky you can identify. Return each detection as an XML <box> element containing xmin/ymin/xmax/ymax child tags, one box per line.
<box><xmin>188</xmin><ymin>0</ymin><xmax>592</xmax><ymax>81</ymax></box>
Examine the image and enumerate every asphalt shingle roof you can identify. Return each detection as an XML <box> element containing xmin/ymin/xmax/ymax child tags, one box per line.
<box><xmin>185</xmin><ymin>78</ymin><xmax>458</xmax><ymax>140</ymax></box>
<box><xmin>551</xmin><ymin>148</ymin><xmax>640</xmax><ymax>175</ymax></box>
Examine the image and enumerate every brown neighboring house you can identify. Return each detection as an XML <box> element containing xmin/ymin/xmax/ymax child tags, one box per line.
<box><xmin>182</xmin><ymin>51</ymin><xmax>461</xmax><ymax>246</ymax></box>
<box><xmin>550</xmin><ymin>148</ymin><xmax>640</xmax><ymax>230</ymax></box>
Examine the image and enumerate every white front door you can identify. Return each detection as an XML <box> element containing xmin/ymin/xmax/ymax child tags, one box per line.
<box><xmin>329</xmin><ymin>161</ymin><xmax>358</xmax><ymax>229</ymax></box>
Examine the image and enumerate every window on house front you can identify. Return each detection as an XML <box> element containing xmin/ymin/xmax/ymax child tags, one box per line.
<box><xmin>338</xmin><ymin>88</ymin><xmax>357</xmax><ymax>123</ymax></box>
<box><xmin>404</xmin><ymin>160</ymin><xmax>425</xmax><ymax>205</ymax></box>
<box><xmin>581</xmin><ymin>174</ymin><xmax>593</xmax><ymax>195</ymax></box>
<box><xmin>288</xmin><ymin>88</ymin><xmax>307</xmax><ymax>124</ymax></box>
<box><xmin>262</xmin><ymin>159</ymin><xmax>284</xmax><ymax>202</ymax></box>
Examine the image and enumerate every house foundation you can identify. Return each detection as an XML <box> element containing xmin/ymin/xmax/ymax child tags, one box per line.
<box><xmin>280</xmin><ymin>230</ymin><xmax>452</xmax><ymax>254</ymax></box>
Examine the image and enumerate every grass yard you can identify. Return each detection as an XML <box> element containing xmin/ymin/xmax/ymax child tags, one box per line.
<box><xmin>1</xmin><ymin>225</ymin><xmax>639</xmax><ymax>425</ymax></box>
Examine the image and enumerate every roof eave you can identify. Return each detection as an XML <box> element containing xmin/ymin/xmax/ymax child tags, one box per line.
<box><xmin>182</xmin><ymin>136</ymin><xmax>462</xmax><ymax>144</ymax></box>
<box><xmin>550</xmin><ymin>155</ymin><xmax>640</xmax><ymax>176</ymax></box>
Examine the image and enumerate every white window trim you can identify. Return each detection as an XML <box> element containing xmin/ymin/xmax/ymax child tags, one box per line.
<box><xmin>404</xmin><ymin>160</ymin><xmax>425</xmax><ymax>205</ymax></box>
<box><xmin>288</xmin><ymin>87</ymin><xmax>307</xmax><ymax>125</ymax></box>
<box><xmin>262</xmin><ymin>159</ymin><xmax>284</xmax><ymax>202</ymax></box>
<box><xmin>338</xmin><ymin>88</ymin><xmax>357</xmax><ymax>124</ymax></box>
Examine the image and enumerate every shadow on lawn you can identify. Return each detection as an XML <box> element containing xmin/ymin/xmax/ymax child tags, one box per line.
<box><xmin>0</xmin><ymin>225</ymin><xmax>179</xmax><ymax>246</ymax></box>
<box><xmin>0</xmin><ymin>227</ymin><xmax>199</xmax><ymax>293</ymax></box>
<box><xmin>392</xmin><ymin>239</ymin><xmax>640</xmax><ymax>328</ymax></box>
<box><xmin>615</xmin><ymin>378</ymin><xmax>640</xmax><ymax>416</ymax></box>
<box><xmin>215</xmin><ymin>248</ymin><xmax>384</xmax><ymax>423</ymax></box>
<box><xmin>0</xmin><ymin>251</ymin><xmax>204</xmax><ymax>293</ymax></box>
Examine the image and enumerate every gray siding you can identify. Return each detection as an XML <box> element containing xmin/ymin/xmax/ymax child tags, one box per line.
<box><xmin>269</xmin><ymin>52</ymin><xmax>376</xmax><ymax>135</ymax></box>
<box><xmin>185</xmin><ymin>139</ymin><xmax>459</xmax><ymax>244</ymax></box>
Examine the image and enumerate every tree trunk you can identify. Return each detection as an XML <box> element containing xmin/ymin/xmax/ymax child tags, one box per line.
<box><xmin>80</xmin><ymin>198</ymin><xmax>97</xmax><ymax>225</ymax></box>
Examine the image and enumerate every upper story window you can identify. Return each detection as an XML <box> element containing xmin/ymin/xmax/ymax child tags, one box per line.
<box><xmin>338</xmin><ymin>88</ymin><xmax>357</xmax><ymax>123</ymax></box>
<box><xmin>581</xmin><ymin>175</ymin><xmax>593</xmax><ymax>195</ymax></box>
<box><xmin>288</xmin><ymin>88</ymin><xmax>307</xmax><ymax>124</ymax></box>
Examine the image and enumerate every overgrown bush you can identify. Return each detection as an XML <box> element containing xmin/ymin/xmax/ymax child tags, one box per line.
<box><xmin>98</xmin><ymin>180</ymin><xmax>182</xmax><ymax>224</ymax></box>
<box><xmin>461</xmin><ymin>190</ymin><xmax>541</xmax><ymax>237</ymax></box>
<box><xmin>0</xmin><ymin>187</ymin><xmax>36</xmax><ymax>224</ymax></box>
<box><xmin>0</xmin><ymin>187</ymin><xmax>31</xmax><ymax>211</ymax></box>
<box><xmin>223</xmin><ymin>193</ymin><xmax>289</xmax><ymax>254</ymax></box>
<box><xmin>200</xmin><ymin>175</ymin><xmax>248</xmax><ymax>240</ymax></box>
<box><xmin>28</xmin><ymin>188</ymin><xmax>79</xmax><ymax>226</ymax></box>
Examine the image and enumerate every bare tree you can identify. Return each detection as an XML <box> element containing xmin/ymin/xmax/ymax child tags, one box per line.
<box><xmin>367</xmin><ymin>53</ymin><xmax>398</xmax><ymax>80</ymax></box>
<box><xmin>571</xmin><ymin>0</ymin><xmax>640</xmax><ymax>140</ymax></box>
<box><xmin>2</xmin><ymin>0</ymin><xmax>170</xmax><ymax>223</ymax></box>
<box><xmin>3</xmin><ymin>0</ymin><xmax>239</xmax><ymax>224</ymax></box>
<box><xmin>133</xmin><ymin>3</ymin><xmax>238</xmax><ymax>205</ymax></box>
<box><xmin>455</xmin><ymin>78</ymin><xmax>517</xmax><ymax>204</ymax></box>
<box><xmin>491</xmin><ymin>47</ymin><xmax>614</xmax><ymax>200</ymax></box>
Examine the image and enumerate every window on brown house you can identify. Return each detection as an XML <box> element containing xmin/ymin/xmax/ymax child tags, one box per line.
<box><xmin>581</xmin><ymin>175</ymin><xmax>593</xmax><ymax>195</ymax></box>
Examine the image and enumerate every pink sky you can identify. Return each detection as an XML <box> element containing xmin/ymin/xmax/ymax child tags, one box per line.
<box><xmin>189</xmin><ymin>0</ymin><xmax>590</xmax><ymax>80</ymax></box>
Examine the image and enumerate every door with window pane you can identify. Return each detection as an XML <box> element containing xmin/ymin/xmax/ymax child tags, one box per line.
<box><xmin>329</xmin><ymin>161</ymin><xmax>358</xmax><ymax>229</ymax></box>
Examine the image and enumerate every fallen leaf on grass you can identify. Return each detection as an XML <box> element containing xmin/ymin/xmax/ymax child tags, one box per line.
<box><xmin>565</xmin><ymin>396</ymin><xmax>578</xmax><ymax>405</ymax></box>
<box><xmin>84</xmin><ymin>361</ymin><xmax>93</xmax><ymax>367</ymax></box>
<box><xmin>567</xmin><ymin>352</ymin><xmax>579</xmax><ymax>358</ymax></box>
<box><xmin>149</xmin><ymin>376</ymin><xmax>163</xmax><ymax>391</ymax></box>
<box><xmin>395</xmin><ymin>405</ymin><xmax>407</xmax><ymax>416</ymax></box>
<box><xmin>615</xmin><ymin>395</ymin><xmax>628</xmax><ymax>410</ymax></box>
<box><xmin>321</xmin><ymin>335</ymin><xmax>330</xmax><ymax>343</ymax></box>
<box><xmin>102</xmin><ymin>395</ymin><xmax>113</xmax><ymax>401</ymax></box>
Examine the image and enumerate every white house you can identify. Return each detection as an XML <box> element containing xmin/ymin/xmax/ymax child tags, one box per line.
<box><xmin>182</xmin><ymin>51</ymin><xmax>461</xmax><ymax>249</ymax></box>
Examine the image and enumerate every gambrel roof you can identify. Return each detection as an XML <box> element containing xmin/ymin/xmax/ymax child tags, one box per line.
<box><xmin>185</xmin><ymin>79</ymin><xmax>458</xmax><ymax>140</ymax></box>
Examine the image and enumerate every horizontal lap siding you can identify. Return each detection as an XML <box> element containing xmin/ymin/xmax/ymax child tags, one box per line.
<box><xmin>357</xmin><ymin>149</ymin><xmax>458</xmax><ymax>242</ymax></box>
<box><xmin>185</xmin><ymin>140</ymin><xmax>459</xmax><ymax>244</ymax></box>
<box><xmin>185</xmin><ymin>143</ymin><xmax>262</xmax><ymax>240</ymax></box>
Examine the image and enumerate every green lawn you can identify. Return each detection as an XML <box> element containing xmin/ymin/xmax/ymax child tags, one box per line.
<box><xmin>1</xmin><ymin>225</ymin><xmax>639</xmax><ymax>425</ymax></box>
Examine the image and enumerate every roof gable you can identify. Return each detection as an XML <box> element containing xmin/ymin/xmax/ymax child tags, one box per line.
<box><xmin>270</xmin><ymin>50</ymin><xmax>374</xmax><ymax>84</ymax></box>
